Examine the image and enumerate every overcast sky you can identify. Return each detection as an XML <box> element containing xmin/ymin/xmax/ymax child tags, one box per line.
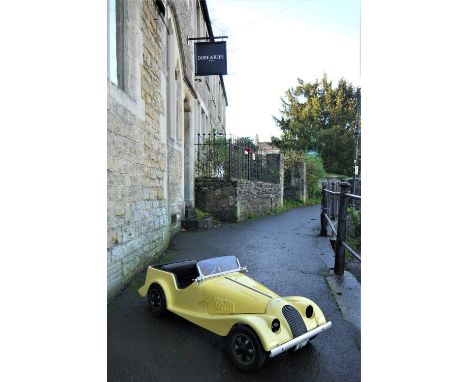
<box><xmin>207</xmin><ymin>0</ymin><xmax>360</xmax><ymax>142</ymax></box>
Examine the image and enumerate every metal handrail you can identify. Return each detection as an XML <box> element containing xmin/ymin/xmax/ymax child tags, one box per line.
<box><xmin>325</xmin><ymin>189</ymin><xmax>360</xmax><ymax>200</ymax></box>
<box><xmin>324</xmin><ymin>213</ymin><xmax>337</xmax><ymax>235</ymax></box>
<box><xmin>346</xmin><ymin>193</ymin><xmax>361</xmax><ymax>200</ymax></box>
<box><xmin>320</xmin><ymin>182</ymin><xmax>361</xmax><ymax>275</ymax></box>
<box><xmin>342</xmin><ymin>241</ymin><xmax>361</xmax><ymax>261</ymax></box>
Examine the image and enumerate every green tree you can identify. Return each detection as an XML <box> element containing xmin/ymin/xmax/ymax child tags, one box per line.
<box><xmin>234</xmin><ymin>136</ymin><xmax>256</xmax><ymax>150</ymax></box>
<box><xmin>272</xmin><ymin>75</ymin><xmax>360</xmax><ymax>175</ymax></box>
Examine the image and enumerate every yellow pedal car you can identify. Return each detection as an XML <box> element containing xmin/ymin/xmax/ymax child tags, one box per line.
<box><xmin>138</xmin><ymin>256</ymin><xmax>332</xmax><ymax>371</ymax></box>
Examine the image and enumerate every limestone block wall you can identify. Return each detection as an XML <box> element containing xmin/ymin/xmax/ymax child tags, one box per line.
<box><xmin>107</xmin><ymin>0</ymin><xmax>228</xmax><ymax>300</ymax></box>
<box><xmin>168</xmin><ymin>146</ymin><xmax>184</xmax><ymax>235</ymax></box>
<box><xmin>107</xmin><ymin>1</ymin><xmax>170</xmax><ymax>300</ymax></box>
<box><xmin>170</xmin><ymin>1</ymin><xmax>194</xmax><ymax>83</ymax></box>
<box><xmin>195</xmin><ymin>178</ymin><xmax>283</xmax><ymax>222</ymax></box>
<box><xmin>170</xmin><ymin>0</ymin><xmax>224</xmax><ymax>131</ymax></box>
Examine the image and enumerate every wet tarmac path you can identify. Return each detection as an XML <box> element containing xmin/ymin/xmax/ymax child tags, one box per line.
<box><xmin>108</xmin><ymin>205</ymin><xmax>361</xmax><ymax>381</ymax></box>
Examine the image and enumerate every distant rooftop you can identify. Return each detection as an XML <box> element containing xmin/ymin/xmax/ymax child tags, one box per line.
<box><xmin>253</xmin><ymin>134</ymin><xmax>280</xmax><ymax>154</ymax></box>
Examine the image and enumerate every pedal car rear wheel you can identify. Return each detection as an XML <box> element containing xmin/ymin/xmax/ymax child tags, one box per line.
<box><xmin>227</xmin><ymin>325</ymin><xmax>267</xmax><ymax>371</ymax></box>
<box><xmin>148</xmin><ymin>284</ymin><xmax>166</xmax><ymax>317</ymax></box>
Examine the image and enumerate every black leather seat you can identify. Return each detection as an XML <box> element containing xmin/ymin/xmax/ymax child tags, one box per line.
<box><xmin>161</xmin><ymin>260</ymin><xmax>199</xmax><ymax>289</ymax></box>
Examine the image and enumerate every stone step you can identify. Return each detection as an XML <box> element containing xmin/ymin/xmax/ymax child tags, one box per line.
<box><xmin>181</xmin><ymin>216</ymin><xmax>212</xmax><ymax>231</ymax></box>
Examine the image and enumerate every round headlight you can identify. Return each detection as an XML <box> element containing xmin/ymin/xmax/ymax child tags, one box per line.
<box><xmin>271</xmin><ymin>318</ymin><xmax>280</xmax><ymax>333</ymax></box>
<box><xmin>306</xmin><ymin>305</ymin><xmax>314</xmax><ymax>318</ymax></box>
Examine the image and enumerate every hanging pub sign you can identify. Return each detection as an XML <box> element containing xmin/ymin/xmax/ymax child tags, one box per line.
<box><xmin>194</xmin><ymin>41</ymin><xmax>227</xmax><ymax>76</ymax></box>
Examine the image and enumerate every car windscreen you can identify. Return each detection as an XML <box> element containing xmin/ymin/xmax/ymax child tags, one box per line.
<box><xmin>197</xmin><ymin>256</ymin><xmax>240</xmax><ymax>277</ymax></box>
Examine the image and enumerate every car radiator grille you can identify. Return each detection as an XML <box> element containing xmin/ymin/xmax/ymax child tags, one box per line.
<box><xmin>282</xmin><ymin>305</ymin><xmax>307</xmax><ymax>338</ymax></box>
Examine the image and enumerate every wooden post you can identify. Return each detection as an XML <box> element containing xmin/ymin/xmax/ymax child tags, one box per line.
<box><xmin>320</xmin><ymin>182</ymin><xmax>328</xmax><ymax>236</ymax></box>
<box><xmin>334</xmin><ymin>182</ymin><xmax>351</xmax><ymax>275</ymax></box>
<box><xmin>330</xmin><ymin>182</ymin><xmax>336</xmax><ymax>220</ymax></box>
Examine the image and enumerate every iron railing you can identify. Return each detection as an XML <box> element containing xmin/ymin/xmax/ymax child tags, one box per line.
<box><xmin>320</xmin><ymin>181</ymin><xmax>361</xmax><ymax>275</ymax></box>
<box><xmin>195</xmin><ymin>133</ymin><xmax>279</xmax><ymax>183</ymax></box>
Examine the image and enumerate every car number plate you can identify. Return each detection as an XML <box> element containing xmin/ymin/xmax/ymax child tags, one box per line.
<box><xmin>294</xmin><ymin>340</ymin><xmax>308</xmax><ymax>351</ymax></box>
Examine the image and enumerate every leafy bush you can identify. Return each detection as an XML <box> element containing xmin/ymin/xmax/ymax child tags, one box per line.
<box><xmin>306</xmin><ymin>156</ymin><xmax>325</xmax><ymax>199</ymax></box>
<box><xmin>347</xmin><ymin>207</ymin><xmax>361</xmax><ymax>228</ymax></box>
<box><xmin>270</xmin><ymin>198</ymin><xmax>304</xmax><ymax>214</ymax></box>
<box><xmin>283</xmin><ymin>198</ymin><xmax>304</xmax><ymax>209</ymax></box>
<box><xmin>346</xmin><ymin>207</ymin><xmax>361</xmax><ymax>252</ymax></box>
<box><xmin>305</xmin><ymin>196</ymin><xmax>321</xmax><ymax>205</ymax></box>
<box><xmin>195</xmin><ymin>208</ymin><xmax>211</xmax><ymax>219</ymax></box>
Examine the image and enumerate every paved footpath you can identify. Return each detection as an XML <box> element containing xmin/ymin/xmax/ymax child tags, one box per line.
<box><xmin>108</xmin><ymin>205</ymin><xmax>361</xmax><ymax>382</ymax></box>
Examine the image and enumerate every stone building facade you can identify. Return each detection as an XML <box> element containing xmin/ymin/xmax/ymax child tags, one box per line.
<box><xmin>254</xmin><ymin>135</ymin><xmax>281</xmax><ymax>155</ymax></box>
<box><xmin>107</xmin><ymin>0</ymin><xmax>227</xmax><ymax>299</ymax></box>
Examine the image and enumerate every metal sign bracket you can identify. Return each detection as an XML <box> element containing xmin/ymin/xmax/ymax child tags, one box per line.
<box><xmin>187</xmin><ymin>36</ymin><xmax>228</xmax><ymax>43</ymax></box>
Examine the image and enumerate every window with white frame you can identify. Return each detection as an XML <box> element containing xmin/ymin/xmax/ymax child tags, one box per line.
<box><xmin>108</xmin><ymin>0</ymin><xmax>125</xmax><ymax>89</ymax></box>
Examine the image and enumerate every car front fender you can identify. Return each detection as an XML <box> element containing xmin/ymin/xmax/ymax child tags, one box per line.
<box><xmin>283</xmin><ymin>296</ymin><xmax>327</xmax><ymax>328</ymax></box>
<box><xmin>227</xmin><ymin>314</ymin><xmax>282</xmax><ymax>352</ymax></box>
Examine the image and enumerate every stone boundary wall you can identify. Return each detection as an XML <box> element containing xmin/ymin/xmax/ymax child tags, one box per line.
<box><xmin>195</xmin><ymin>178</ymin><xmax>283</xmax><ymax>222</ymax></box>
<box><xmin>237</xmin><ymin>180</ymin><xmax>283</xmax><ymax>220</ymax></box>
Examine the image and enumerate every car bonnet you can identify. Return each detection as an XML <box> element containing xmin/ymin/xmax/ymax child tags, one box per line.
<box><xmin>202</xmin><ymin>273</ymin><xmax>280</xmax><ymax>314</ymax></box>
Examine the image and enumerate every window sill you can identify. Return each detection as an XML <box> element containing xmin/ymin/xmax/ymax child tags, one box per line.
<box><xmin>108</xmin><ymin>80</ymin><xmax>144</xmax><ymax>119</ymax></box>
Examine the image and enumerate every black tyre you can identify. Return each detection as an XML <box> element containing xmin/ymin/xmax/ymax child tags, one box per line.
<box><xmin>227</xmin><ymin>325</ymin><xmax>268</xmax><ymax>371</ymax></box>
<box><xmin>147</xmin><ymin>284</ymin><xmax>166</xmax><ymax>317</ymax></box>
